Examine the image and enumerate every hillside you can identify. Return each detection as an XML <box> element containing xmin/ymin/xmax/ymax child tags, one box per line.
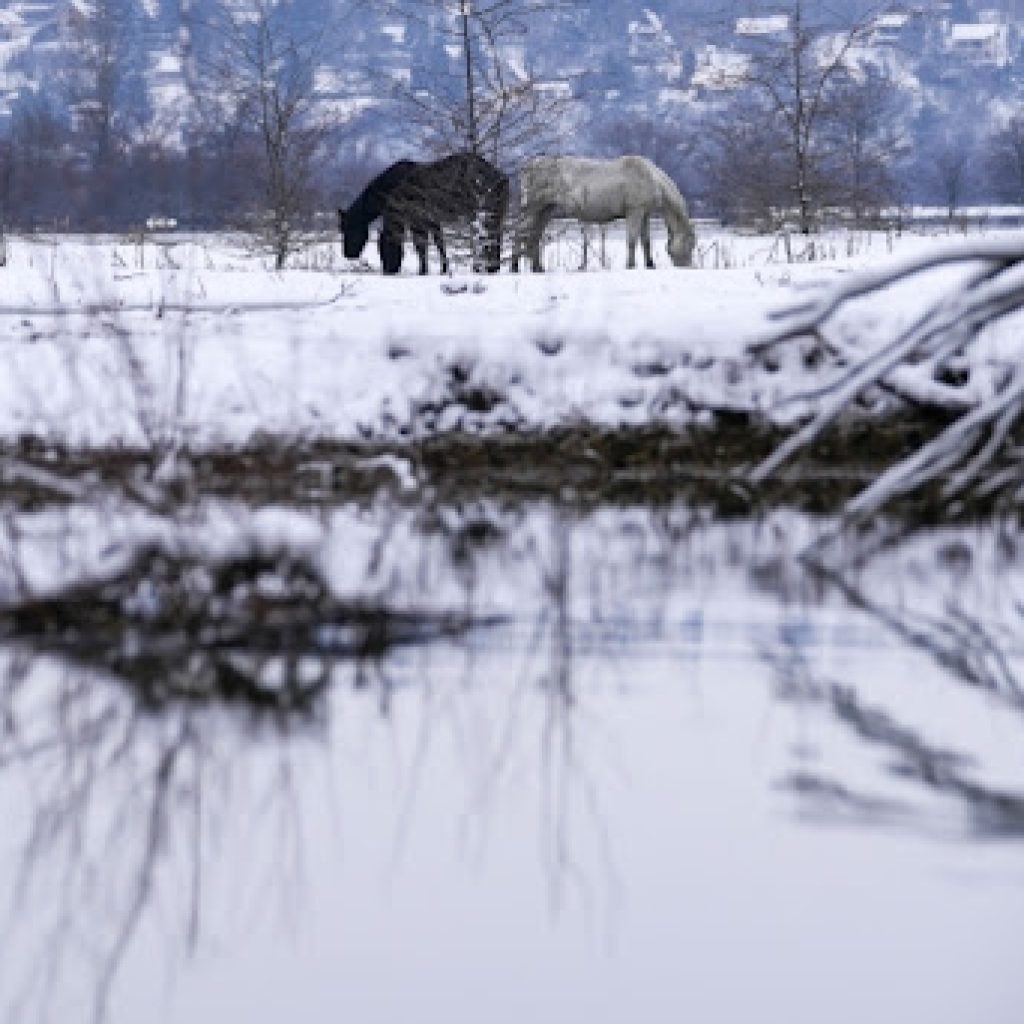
<box><xmin>2</xmin><ymin>2</ymin><xmax>1023</xmax><ymax>136</ymax></box>
<box><xmin>3</xmin><ymin>0</ymin><xmax>1024</xmax><ymax>220</ymax></box>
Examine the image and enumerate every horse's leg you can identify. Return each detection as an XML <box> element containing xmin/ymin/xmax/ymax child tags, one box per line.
<box><xmin>513</xmin><ymin>208</ymin><xmax>534</xmax><ymax>273</ymax></box>
<box><xmin>482</xmin><ymin>209</ymin><xmax>502</xmax><ymax>273</ymax></box>
<box><xmin>411</xmin><ymin>224</ymin><xmax>429</xmax><ymax>275</ymax></box>
<box><xmin>431</xmin><ymin>223</ymin><xmax>449</xmax><ymax>274</ymax></box>
<box><xmin>489</xmin><ymin>178</ymin><xmax>509</xmax><ymax>273</ymax></box>
<box><xmin>625</xmin><ymin>212</ymin><xmax>644</xmax><ymax>269</ymax></box>
<box><xmin>378</xmin><ymin>215</ymin><xmax>405</xmax><ymax>275</ymax></box>
<box><xmin>528</xmin><ymin>219</ymin><xmax>545</xmax><ymax>273</ymax></box>
<box><xmin>641</xmin><ymin>214</ymin><xmax>655</xmax><ymax>269</ymax></box>
<box><xmin>528</xmin><ymin>206</ymin><xmax>556</xmax><ymax>273</ymax></box>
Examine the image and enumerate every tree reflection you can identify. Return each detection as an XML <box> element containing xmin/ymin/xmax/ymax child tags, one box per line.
<box><xmin>771</xmin><ymin>530</ymin><xmax>1024</xmax><ymax>838</ymax></box>
<box><xmin>3</xmin><ymin>655</ymin><xmax>216</xmax><ymax>1024</ymax></box>
<box><xmin>0</xmin><ymin>508</ymin><xmax>631</xmax><ymax>1023</ymax></box>
<box><xmin>0</xmin><ymin>542</ymin><xmax>496</xmax><ymax>1024</ymax></box>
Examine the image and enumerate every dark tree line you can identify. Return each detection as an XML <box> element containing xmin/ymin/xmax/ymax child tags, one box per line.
<box><xmin>0</xmin><ymin>0</ymin><xmax>374</xmax><ymax>235</ymax></box>
<box><xmin>0</xmin><ymin>109</ymin><xmax>248</xmax><ymax>230</ymax></box>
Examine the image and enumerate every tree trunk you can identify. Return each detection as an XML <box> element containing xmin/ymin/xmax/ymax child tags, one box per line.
<box><xmin>460</xmin><ymin>1</ymin><xmax>478</xmax><ymax>155</ymax></box>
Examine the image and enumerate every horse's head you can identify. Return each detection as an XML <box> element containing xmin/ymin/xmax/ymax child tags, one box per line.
<box><xmin>338</xmin><ymin>206</ymin><xmax>369</xmax><ymax>258</ymax></box>
<box><xmin>667</xmin><ymin>221</ymin><xmax>696</xmax><ymax>268</ymax></box>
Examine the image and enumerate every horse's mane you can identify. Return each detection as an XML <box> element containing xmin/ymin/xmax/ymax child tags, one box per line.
<box><xmin>640</xmin><ymin>157</ymin><xmax>689</xmax><ymax>223</ymax></box>
<box><xmin>347</xmin><ymin>159</ymin><xmax>420</xmax><ymax>225</ymax></box>
<box><xmin>349</xmin><ymin>154</ymin><xmax>506</xmax><ymax>225</ymax></box>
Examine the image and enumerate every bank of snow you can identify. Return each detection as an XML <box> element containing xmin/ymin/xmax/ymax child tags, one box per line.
<box><xmin>0</xmin><ymin>229</ymin><xmax>1021</xmax><ymax>447</ymax></box>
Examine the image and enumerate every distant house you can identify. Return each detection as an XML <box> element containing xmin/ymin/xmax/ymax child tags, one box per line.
<box><xmin>690</xmin><ymin>44</ymin><xmax>750</xmax><ymax>97</ymax></box>
<box><xmin>380</xmin><ymin>22</ymin><xmax>405</xmax><ymax>46</ymax></box>
<box><xmin>534</xmin><ymin>80</ymin><xmax>573</xmax><ymax>101</ymax></box>
<box><xmin>628</xmin><ymin>7</ymin><xmax>683</xmax><ymax>84</ymax></box>
<box><xmin>735</xmin><ymin>15</ymin><xmax>790</xmax><ymax>39</ymax></box>
<box><xmin>16</xmin><ymin>2</ymin><xmax>58</xmax><ymax>31</ymax></box>
<box><xmin>628</xmin><ymin>8</ymin><xmax>670</xmax><ymax>62</ymax></box>
<box><xmin>658</xmin><ymin>87</ymin><xmax>690</xmax><ymax>107</ymax></box>
<box><xmin>149</xmin><ymin>50</ymin><xmax>181</xmax><ymax>86</ymax></box>
<box><xmin>869</xmin><ymin>12</ymin><xmax>911</xmax><ymax>47</ymax></box>
<box><xmin>945</xmin><ymin>20</ymin><xmax>1014</xmax><ymax>67</ymax></box>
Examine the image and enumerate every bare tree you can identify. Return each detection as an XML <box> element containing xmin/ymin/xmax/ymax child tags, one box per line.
<box><xmin>700</xmin><ymin>107</ymin><xmax>792</xmax><ymax>228</ymax></box>
<box><xmin>750</xmin><ymin>237</ymin><xmax>1024</xmax><ymax>526</ymax></box>
<box><xmin>64</xmin><ymin>0</ymin><xmax>146</xmax><ymax>171</ymax></box>
<box><xmin>987</xmin><ymin>115</ymin><xmax>1024</xmax><ymax>206</ymax></box>
<box><xmin>395</xmin><ymin>0</ymin><xmax>579</xmax><ymax>165</ymax></box>
<box><xmin>203</xmin><ymin>0</ymin><xmax>353</xmax><ymax>267</ymax></box>
<box><xmin>931</xmin><ymin>133</ymin><xmax>975</xmax><ymax>224</ymax></box>
<box><xmin>825</xmin><ymin>64</ymin><xmax>907</xmax><ymax>224</ymax></box>
<box><xmin>709</xmin><ymin>0</ymin><xmax>893</xmax><ymax>233</ymax></box>
<box><xmin>0</xmin><ymin>136</ymin><xmax>11</xmax><ymax>244</ymax></box>
<box><xmin>56</xmin><ymin>0</ymin><xmax>152</xmax><ymax>225</ymax></box>
<box><xmin>2</xmin><ymin>91</ymin><xmax>76</xmax><ymax>228</ymax></box>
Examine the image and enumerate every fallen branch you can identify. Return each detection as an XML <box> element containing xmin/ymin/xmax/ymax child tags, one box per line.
<box><xmin>749</xmin><ymin>238</ymin><xmax>1024</xmax><ymax>354</ymax></box>
<box><xmin>750</xmin><ymin>235</ymin><xmax>1024</xmax><ymax>513</ymax></box>
<box><xmin>0</xmin><ymin>288</ymin><xmax>353</xmax><ymax>319</ymax></box>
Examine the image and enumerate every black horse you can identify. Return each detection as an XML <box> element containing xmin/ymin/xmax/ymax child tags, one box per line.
<box><xmin>338</xmin><ymin>153</ymin><xmax>509</xmax><ymax>275</ymax></box>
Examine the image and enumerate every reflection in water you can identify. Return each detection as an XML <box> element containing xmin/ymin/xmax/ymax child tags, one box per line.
<box><xmin>1</xmin><ymin>544</ymin><xmax>494</xmax><ymax>722</ymax></box>
<box><xmin>1</xmin><ymin>497</ymin><xmax>1023</xmax><ymax>1023</ymax></box>
<box><xmin>773</xmin><ymin>550</ymin><xmax>1024</xmax><ymax>838</ymax></box>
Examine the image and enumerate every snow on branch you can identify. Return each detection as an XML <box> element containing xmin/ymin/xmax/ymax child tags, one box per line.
<box><xmin>750</xmin><ymin>237</ymin><xmax>1024</xmax><ymax>354</ymax></box>
<box><xmin>748</xmin><ymin>235</ymin><xmax>1024</xmax><ymax>517</ymax></box>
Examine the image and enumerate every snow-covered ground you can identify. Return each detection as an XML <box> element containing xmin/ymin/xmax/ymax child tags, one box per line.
<box><xmin>0</xmin><ymin>225</ymin><xmax>1021</xmax><ymax>446</ymax></box>
<box><xmin>2</xmin><ymin>226</ymin><xmax>1024</xmax><ymax>1024</ymax></box>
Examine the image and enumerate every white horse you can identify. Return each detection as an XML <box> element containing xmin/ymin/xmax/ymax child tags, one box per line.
<box><xmin>515</xmin><ymin>155</ymin><xmax>696</xmax><ymax>272</ymax></box>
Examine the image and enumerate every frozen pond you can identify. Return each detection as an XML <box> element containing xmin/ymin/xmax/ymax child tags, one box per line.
<box><xmin>1</xmin><ymin>496</ymin><xmax>1022</xmax><ymax>1023</ymax></box>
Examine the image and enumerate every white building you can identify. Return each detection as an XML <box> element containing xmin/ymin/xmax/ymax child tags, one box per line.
<box><xmin>869</xmin><ymin>12</ymin><xmax>911</xmax><ymax>47</ymax></box>
<box><xmin>735</xmin><ymin>15</ymin><xmax>790</xmax><ymax>39</ymax></box>
<box><xmin>630</xmin><ymin>10</ymin><xmax>679</xmax><ymax>60</ymax></box>
<box><xmin>945</xmin><ymin>20</ymin><xmax>1013</xmax><ymax>67</ymax></box>
<box><xmin>690</xmin><ymin>44</ymin><xmax>750</xmax><ymax>95</ymax></box>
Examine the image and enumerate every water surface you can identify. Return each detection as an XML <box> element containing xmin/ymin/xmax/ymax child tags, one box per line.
<box><xmin>1</xmin><ymin>498</ymin><xmax>1022</xmax><ymax>1024</ymax></box>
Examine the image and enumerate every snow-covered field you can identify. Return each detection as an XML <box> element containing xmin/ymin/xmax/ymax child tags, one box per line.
<box><xmin>1</xmin><ymin>224</ymin><xmax>1021</xmax><ymax>447</ymax></box>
